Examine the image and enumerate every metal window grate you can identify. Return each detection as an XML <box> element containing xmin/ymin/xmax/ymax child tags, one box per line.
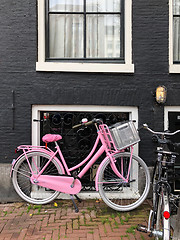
<box><xmin>40</xmin><ymin>111</ymin><xmax>129</xmax><ymax>191</ymax></box>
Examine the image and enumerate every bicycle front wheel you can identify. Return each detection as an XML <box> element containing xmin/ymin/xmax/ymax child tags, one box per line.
<box><xmin>98</xmin><ymin>152</ymin><xmax>150</xmax><ymax>211</ymax></box>
<box><xmin>12</xmin><ymin>151</ymin><xmax>64</xmax><ymax>205</ymax></box>
<box><xmin>156</xmin><ymin>189</ymin><xmax>170</xmax><ymax>240</ymax></box>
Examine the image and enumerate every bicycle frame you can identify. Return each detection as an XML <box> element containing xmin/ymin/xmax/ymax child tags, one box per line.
<box><xmin>152</xmin><ymin>153</ymin><xmax>171</xmax><ymax>220</ymax></box>
<box><xmin>11</xmin><ymin>126</ymin><xmax>135</xmax><ymax>193</ymax></box>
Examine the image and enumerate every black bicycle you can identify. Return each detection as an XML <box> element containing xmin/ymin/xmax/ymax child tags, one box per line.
<box><xmin>138</xmin><ymin>124</ymin><xmax>180</xmax><ymax>240</ymax></box>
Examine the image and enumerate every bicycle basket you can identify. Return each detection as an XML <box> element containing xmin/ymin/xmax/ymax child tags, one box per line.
<box><xmin>109</xmin><ymin>121</ymin><xmax>140</xmax><ymax>150</ymax></box>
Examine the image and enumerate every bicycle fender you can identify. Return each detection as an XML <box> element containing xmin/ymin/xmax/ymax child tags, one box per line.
<box><xmin>10</xmin><ymin>153</ymin><xmax>24</xmax><ymax>177</ymax></box>
<box><xmin>95</xmin><ymin>156</ymin><xmax>109</xmax><ymax>191</ymax></box>
<box><xmin>10</xmin><ymin>149</ymin><xmax>65</xmax><ymax>177</ymax></box>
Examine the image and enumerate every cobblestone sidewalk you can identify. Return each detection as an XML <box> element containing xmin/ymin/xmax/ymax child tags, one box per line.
<box><xmin>0</xmin><ymin>199</ymin><xmax>154</xmax><ymax>240</ymax></box>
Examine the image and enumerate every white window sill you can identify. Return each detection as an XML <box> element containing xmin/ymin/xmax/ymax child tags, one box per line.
<box><xmin>169</xmin><ymin>64</ymin><xmax>180</xmax><ymax>73</ymax></box>
<box><xmin>36</xmin><ymin>62</ymin><xmax>134</xmax><ymax>73</ymax></box>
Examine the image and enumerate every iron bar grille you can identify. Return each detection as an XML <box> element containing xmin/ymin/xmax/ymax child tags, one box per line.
<box><xmin>40</xmin><ymin>111</ymin><xmax>129</xmax><ymax>191</ymax></box>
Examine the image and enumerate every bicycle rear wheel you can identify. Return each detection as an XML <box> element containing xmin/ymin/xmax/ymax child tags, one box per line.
<box><xmin>98</xmin><ymin>152</ymin><xmax>150</xmax><ymax>211</ymax></box>
<box><xmin>155</xmin><ymin>188</ymin><xmax>170</xmax><ymax>240</ymax></box>
<box><xmin>12</xmin><ymin>151</ymin><xmax>63</xmax><ymax>205</ymax></box>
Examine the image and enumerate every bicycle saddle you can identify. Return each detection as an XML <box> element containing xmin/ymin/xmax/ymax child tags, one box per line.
<box><xmin>42</xmin><ymin>134</ymin><xmax>62</xmax><ymax>143</ymax></box>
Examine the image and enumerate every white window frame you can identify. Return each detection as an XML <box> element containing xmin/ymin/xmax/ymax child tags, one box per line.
<box><xmin>36</xmin><ymin>0</ymin><xmax>134</xmax><ymax>73</ymax></box>
<box><xmin>164</xmin><ymin>106</ymin><xmax>180</xmax><ymax>192</ymax></box>
<box><xmin>164</xmin><ymin>106</ymin><xmax>180</xmax><ymax>129</ymax></box>
<box><xmin>32</xmin><ymin>105</ymin><xmax>139</xmax><ymax>199</ymax></box>
<box><xmin>169</xmin><ymin>0</ymin><xmax>180</xmax><ymax>73</ymax></box>
<box><xmin>32</xmin><ymin>105</ymin><xmax>138</xmax><ymax>154</ymax></box>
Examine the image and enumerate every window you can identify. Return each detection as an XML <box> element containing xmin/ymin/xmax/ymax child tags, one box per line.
<box><xmin>32</xmin><ymin>105</ymin><xmax>139</xmax><ymax>197</ymax></box>
<box><xmin>47</xmin><ymin>0</ymin><xmax>124</xmax><ymax>61</ymax></box>
<box><xmin>164</xmin><ymin>107</ymin><xmax>180</xmax><ymax>191</ymax></box>
<box><xmin>169</xmin><ymin>0</ymin><xmax>180</xmax><ymax>72</ymax></box>
<box><xmin>36</xmin><ymin>0</ymin><xmax>134</xmax><ymax>72</ymax></box>
<box><xmin>173</xmin><ymin>0</ymin><xmax>180</xmax><ymax>63</ymax></box>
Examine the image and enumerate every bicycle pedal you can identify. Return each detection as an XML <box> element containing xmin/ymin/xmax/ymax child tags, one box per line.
<box><xmin>148</xmin><ymin>232</ymin><xmax>153</xmax><ymax>237</ymax></box>
<box><xmin>137</xmin><ymin>224</ymin><xmax>148</xmax><ymax>233</ymax></box>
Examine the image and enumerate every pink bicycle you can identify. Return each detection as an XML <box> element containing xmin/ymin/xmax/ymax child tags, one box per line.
<box><xmin>11</xmin><ymin>118</ymin><xmax>150</xmax><ymax>212</ymax></box>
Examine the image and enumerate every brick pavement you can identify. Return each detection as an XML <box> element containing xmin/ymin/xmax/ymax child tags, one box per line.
<box><xmin>0</xmin><ymin>199</ymin><xmax>154</xmax><ymax>240</ymax></box>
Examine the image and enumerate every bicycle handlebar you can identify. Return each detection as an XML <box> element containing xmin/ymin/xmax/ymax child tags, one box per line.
<box><xmin>143</xmin><ymin>123</ymin><xmax>180</xmax><ymax>136</ymax></box>
<box><xmin>72</xmin><ymin>118</ymin><xmax>102</xmax><ymax>129</ymax></box>
<box><xmin>33</xmin><ymin>118</ymin><xmax>102</xmax><ymax>128</ymax></box>
<box><xmin>72</xmin><ymin>120</ymin><xmax>94</xmax><ymax>129</ymax></box>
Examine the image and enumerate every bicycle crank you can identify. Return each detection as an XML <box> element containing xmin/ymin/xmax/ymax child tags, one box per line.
<box><xmin>137</xmin><ymin>225</ymin><xmax>163</xmax><ymax>238</ymax></box>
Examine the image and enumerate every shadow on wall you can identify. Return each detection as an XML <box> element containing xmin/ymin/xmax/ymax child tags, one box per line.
<box><xmin>0</xmin><ymin>164</ymin><xmax>21</xmax><ymax>203</ymax></box>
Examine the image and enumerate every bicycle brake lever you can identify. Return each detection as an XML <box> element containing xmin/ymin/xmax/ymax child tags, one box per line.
<box><xmin>138</xmin><ymin>124</ymin><xmax>148</xmax><ymax>131</ymax></box>
<box><xmin>143</xmin><ymin>123</ymin><xmax>148</xmax><ymax>129</ymax></box>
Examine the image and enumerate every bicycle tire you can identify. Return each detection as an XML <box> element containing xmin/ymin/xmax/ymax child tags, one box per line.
<box><xmin>155</xmin><ymin>188</ymin><xmax>170</xmax><ymax>240</ymax></box>
<box><xmin>12</xmin><ymin>151</ymin><xmax>63</xmax><ymax>205</ymax></box>
<box><xmin>98</xmin><ymin>152</ymin><xmax>150</xmax><ymax>211</ymax></box>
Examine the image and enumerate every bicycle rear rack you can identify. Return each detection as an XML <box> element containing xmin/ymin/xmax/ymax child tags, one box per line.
<box><xmin>16</xmin><ymin>145</ymin><xmax>52</xmax><ymax>153</ymax></box>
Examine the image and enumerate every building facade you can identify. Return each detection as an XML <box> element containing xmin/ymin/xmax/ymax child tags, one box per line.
<box><xmin>0</xmin><ymin>0</ymin><xmax>180</xmax><ymax>200</ymax></box>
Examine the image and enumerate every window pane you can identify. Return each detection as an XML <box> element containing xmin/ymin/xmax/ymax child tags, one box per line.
<box><xmin>86</xmin><ymin>0</ymin><xmax>121</xmax><ymax>12</ymax></box>
<box><xmin>49</xmin><ymin>0</ymin><xmax>83</xmax><ymax>12</ymax></box>
<box><xmin>49</xmin><ymin>14</ymin><xmax>84</xmax><ymax>58</ymax></box>
<box><xmin>173</xmin><ymin>0</ymin><xmax>180</xmax><ymax>15</ymax></box>
<box><xmin>86</xmin><ymin>14</ymin><xmax>121</xmax><ymax>58</ymax></box>
<box><xmin>173</xmin><ymin>17</ymin><xmax>180</xmax><ymax>61</ymax></box>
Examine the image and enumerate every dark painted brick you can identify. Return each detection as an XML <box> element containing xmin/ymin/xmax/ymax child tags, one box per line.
<box><xmin>0</xmin><ymin>0</ymin><xmax>179</xmax><ymax>165</ymax></box>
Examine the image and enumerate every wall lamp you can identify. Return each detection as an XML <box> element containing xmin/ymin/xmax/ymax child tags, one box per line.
<box><xmin>155</xmin><ymin>85</ymin><xmax>167</xmax><ymax>104</ymax></box>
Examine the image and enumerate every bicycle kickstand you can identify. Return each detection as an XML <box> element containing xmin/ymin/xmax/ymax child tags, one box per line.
<box><xmin>70</xmin><ymin>195</ymin><xmax>79</xmax><ymax>213</ymax></box>
<box><xmin>74</xmin><ymin>194</ymin><xmax>82</xmax><ymax>203</ymax></box>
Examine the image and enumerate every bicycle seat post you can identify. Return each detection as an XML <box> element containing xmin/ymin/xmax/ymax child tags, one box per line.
<box><xmin>55</xmin><ymin>141</ymin><xmax>59</xmax><ymax>148</ymax></box>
